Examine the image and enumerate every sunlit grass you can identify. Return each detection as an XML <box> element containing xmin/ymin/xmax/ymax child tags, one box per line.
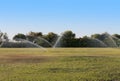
<box><xmin>0</xmin><ymin>48</ymin><xmax>120</xmax><ymax>81</ymax></box>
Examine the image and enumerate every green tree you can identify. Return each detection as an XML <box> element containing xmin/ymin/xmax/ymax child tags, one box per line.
<box><xmin>79</xmin><ymin>36</ymin><xmax>89</xmax><ymax>47</ymax></box>
<box><xmin>43</xmin><ymin>32</ymin><xmax>58</xmax><ymax>44</ymax></box>
<box><xmin>113</xmin><ymin>34</ymin><xmax>120</xmax><ymax>46</ymax></box>
<box><xmin>91</xmin><ymin>34</ymin><xmax>101</xmax><ymax>39</ymax></box>
<box><xmin>28</xmin><ymin>31</ymin><xmax>42</xmax><ymax>37</ymax></box>
<box><xmin>61</xmin><ymin>30</ymin><xmax>76</xmax><ymax>47</ymax></box>
<box><xmin>13</xmin><ymin>33</ymin><xmax>26</xmax><ymax>40</ymax></box>
<box><xmin>26</xmin><ymin>31</ymin><xmax>43</xmax><ymax>42</ymax></box>
<box><xmin>113</xmin><ymin>34</ymin><xmax>120</xmax><ymax>39</ymax></box>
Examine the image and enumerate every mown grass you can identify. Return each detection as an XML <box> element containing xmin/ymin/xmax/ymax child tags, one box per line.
<box><xmin>0</xmin><ymin>48</ymin><xmax>120</xmax><ymax>81</ymax></box>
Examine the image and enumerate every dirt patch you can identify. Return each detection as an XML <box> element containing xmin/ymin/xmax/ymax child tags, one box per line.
<box><xmin>0</xmin><ymin>54</ymin><xmax>57</xmax><ymax>63</ymax></box>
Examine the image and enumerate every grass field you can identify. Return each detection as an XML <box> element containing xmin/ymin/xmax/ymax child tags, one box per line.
<box><xmin>0</xmin><ymin>48</ymin><xmax>120</xmax><ymax>81</ymax></box>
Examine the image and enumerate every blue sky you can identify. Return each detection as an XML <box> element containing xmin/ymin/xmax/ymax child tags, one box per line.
<box><xmin>0</xmin><ymin>0</ymin><xmax>120</xmax><ymax>39</ymax></box>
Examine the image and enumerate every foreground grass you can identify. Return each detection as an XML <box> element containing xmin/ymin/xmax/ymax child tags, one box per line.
<box><xmin>0</xmin><ymin>48</ymin><xmax>120</xmax><ymax>81</ymax></box>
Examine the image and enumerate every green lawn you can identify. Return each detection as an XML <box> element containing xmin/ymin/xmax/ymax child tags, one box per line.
<box><xmin>0</xmin><ymin>48</ymin><xmax>120</xmax><ymax>81</ymax></box>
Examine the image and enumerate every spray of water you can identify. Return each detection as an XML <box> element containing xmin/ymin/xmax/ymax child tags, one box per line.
<box><xmin>103</xmin><ymin>33</ymin><xmax>118</xmax><ymax>47</ymax></box>
<box><xmin>0</xmin><ymin>41</ymin><xmax>4</xmax><ymax>47</ymax></box>
<box><xmin>93</xmin><ymin>38</ymin><xmax>107</xmax><ymax>47</ymax></box>
<box><xmin>53</xmin><ymin>34</ymin><xmax>63</xmax><ymax>48</ymax></box>
<box><xmin>0</xmin><ymin>30</ymin><xmax>119</xmax><ymax>48</ymax></box>
<box><xmin>111</xmin><ymin>35</ymin><xmax>120</xmax><ymax>47</ymax></box>
<box><xmin>37</xmin><ymin>37</ymin><xmax>53</xmax><ymax>47</ymax></box>
<box><xmin>20</xmin><ymin>39</ymin><xmax>47</xmax><ymax>50</ymax></box>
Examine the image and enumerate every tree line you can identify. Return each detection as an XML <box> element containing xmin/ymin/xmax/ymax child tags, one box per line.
<box><xmin>13</xmin><ymin>30</ymin><xmax>120</xmax><ymax>47</ymax></box>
